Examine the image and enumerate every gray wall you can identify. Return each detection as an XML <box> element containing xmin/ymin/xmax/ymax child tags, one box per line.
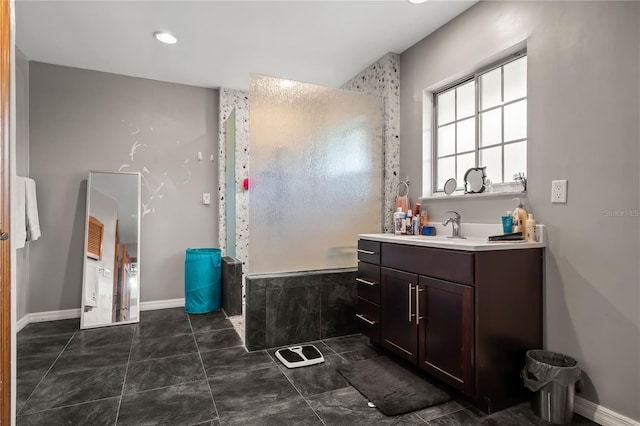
<box><xmin>28</xmin><ymin>62</ymin><xmax>219</xmax><ymax>312</ymax></box>
<box><xmin>15</xmin><ymin>48</ymin><xmax>29</xmax><ymax>320</ymax></box>
<box><xmin>401</xmin><ymin>1</ymin><xmax>639</xmax><ymax>420</ymax></box>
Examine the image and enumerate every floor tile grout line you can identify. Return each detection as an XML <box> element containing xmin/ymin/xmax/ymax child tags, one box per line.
<box><xmin>188</xmin><ymin>313</ymin><xmax>222</xmax><ymax>425</ymax></box>
<box><xmin>126</xmin><ymin>350</ymin><xmax>203</xmax><ymax>365</ymax></box>
<box><xmin>318</xmin><ymin>341</ymin><xmax>340</xmax><ymax>356</ymax></box>
<box><xmin>16</xmin><ymin>395</ymin><xmax>120</xmax><ymax>418</ymax></box>
<box><xmin>131</xmin><ymin>330</ymin><xmax>195</xmax><ymax>342</ymax></box>
<box><xmin>265</xmin><ymin>350</ymin><xmax>328</xmax><ymax>426</ymax></box>
<box><xmin>113</xmin><ymin>327</ymin><xmax>137</xmax><ymax>426</ymax></box>
<box><xmin>319</xmin><ymin>335</ymin><xmax>370</xmax><ymax>353</ymax></box>
<box><xmin>17</xmin><ymin>329</ymin><xmax>79</xmax><ymax>416</ymax></box>
<box><xmin>194</xmin><ymin>344</ymin><xmax>245</xmax><ymax>355</ymax></box>
<box><xmin>331</xmin><ymin>346</ymin><xmax>371</xmax><ymax>356</ymax></box>
<box><xmin>125</xmin><ymin>328</ymin><xmax>206</xmax><ymax>362</ymax></box>
<box><xmin>192</xmin><ymin>326</ymin><xmax>237</xmax><ymax>336</ymax></box>
<box><xmin>117</xmin><ymin>379</ymin><xmax>212</xmax><ymax>398</ymax></box>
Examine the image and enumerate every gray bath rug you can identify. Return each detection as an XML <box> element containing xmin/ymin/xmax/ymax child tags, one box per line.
<box><xmin>337</xmin><ymin>356</ymin><xmax>451</xmax><ymax>416</ymax></box>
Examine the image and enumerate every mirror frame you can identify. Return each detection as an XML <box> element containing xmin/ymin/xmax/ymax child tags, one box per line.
<box><xmin>80</xmin><ymin>171</ymin><xmax>141</xmax><ymax>329</ymax></box>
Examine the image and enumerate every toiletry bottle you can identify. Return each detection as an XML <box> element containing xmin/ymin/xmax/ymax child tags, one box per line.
<box><xmin>394</xmin><ymin>207</ymin><xmax>403</xmax><ymax>235</ymax></box>
<box><xmin>412</xmin><ymin>212</ymin><xmax>420</xmax><ymax>236</ymax></box>
<box><xmin>400</xmin><ymin>211</ymin><xmax>407</xmax><ymax>235</ymax></box>
<box><xmin>525</xmin><ymin>213</ymin><xmax>537</xmax><ymax>242</ymax></box>
<box><xmin>512</xmin><ymin>198</ymin><xmax>528</xmax><ymax>237</ymax></box>
<box><xmin>502</xmin><ymin>211</ymin><xmax>513</xmax><ymax>234</ymax></box>
<box><xmin>405</xmin><ymin>210</ymin><xmax>413</xmax><ymax>235</ymax></box>
<box><xmin>420</xmin><ymin>208</ymin><xmax>429</xmax><ymax>235</ymax></box>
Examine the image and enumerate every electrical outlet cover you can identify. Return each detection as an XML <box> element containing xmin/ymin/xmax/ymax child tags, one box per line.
<box><xmin>551</xmin><ymin>180</ymin><xmax>567</xmax><ymax>203</ymax></box>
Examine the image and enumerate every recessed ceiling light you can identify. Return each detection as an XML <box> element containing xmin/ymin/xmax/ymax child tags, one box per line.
<box><xmin>409</xmin><ymin>0</ymin><xmax>428</xmax><ymax>3</ymax></box>
<box><xmin>154</xmin><ymin>31</ymin><xmax>177</xmax><ymax>45</ymax></box>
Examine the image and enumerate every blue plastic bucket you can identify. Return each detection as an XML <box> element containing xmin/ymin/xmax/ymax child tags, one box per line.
<box><xmin>184</xmin><ymin>248</ymin><xmax>222</xmax><ymax>314</ymax></box>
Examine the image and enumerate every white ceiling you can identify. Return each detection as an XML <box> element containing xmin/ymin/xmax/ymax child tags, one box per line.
<box><xmin>15</xmin><ymin>1</ymin><xmax>476</xmax><ymax>91</ymax></box>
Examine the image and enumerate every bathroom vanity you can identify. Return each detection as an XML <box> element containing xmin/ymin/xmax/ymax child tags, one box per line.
<box><xmin>356</xmin><ymin>232</ymin><xmax>544</xmax><ymax>414</ymax></box>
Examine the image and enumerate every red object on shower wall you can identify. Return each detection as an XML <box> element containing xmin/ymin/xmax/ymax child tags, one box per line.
<box><xmin>243</xmin><ymin>178</ymin><xmax>249</xmax><ymax>190</ymax></box>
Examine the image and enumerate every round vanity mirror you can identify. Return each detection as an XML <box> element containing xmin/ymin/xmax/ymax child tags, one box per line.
<box><xmin>464</xmin><ymin>167</ymin><xmax>486</xmax><ymax>193</ymax></box>
<box><xmin>443</xmin><ymin>178</ymin><xmax>457</xmax><ymax>195</ymax></box>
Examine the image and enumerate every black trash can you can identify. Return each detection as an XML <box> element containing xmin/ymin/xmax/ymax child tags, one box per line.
<box><xmin>184</xmin><ymin>248</ymin><xmax>222</xmax><ymax>314</ymax></box>
<box><xmin>522</xmin><ymin>350</ymin><xmax>582</xmax><ymax>424</ymax></box>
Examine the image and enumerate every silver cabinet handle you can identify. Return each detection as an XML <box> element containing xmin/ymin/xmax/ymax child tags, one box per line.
<box><xmin>408</xmin><ymin>284</ymin><xmax>415</xmax><ymax>322</ymax></box>
<box><xmin>356</xmin><ymin>314</ymin><xmax>377</xmax><ymax>326</ymax></box>
<box><xmin>356</xmin><ymin>278</ymin><xmax>376</xmax><ymax>286</ymax></box>
<box><xmin>416</xmin><ymin>287</ymin><xmax>424</xmax><ymax>325</ymax></box>
<box><xmin>357</xmin><ymin>249</ymin><xmax>376</xmax><ymax>255</ymax></box>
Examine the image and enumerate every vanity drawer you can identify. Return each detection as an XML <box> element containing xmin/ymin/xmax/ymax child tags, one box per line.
<box><xmin>358</xmin><ymin>240</ymin><xmax>381</xmax><ymax>264</ymax></box>
<box><xmin>381</xmin><ymin>243</ymin><xmax>475</xmax><ymax>285</ymax></box>
<box><xmin>356</xmin><ymin>262</ymin><xmax>380</xmax><ymax>304</ymax></box>
<box><xmin>356</xmin><ymin>297</ymin><xmax>380</xmax><ymax>343</ymax></box>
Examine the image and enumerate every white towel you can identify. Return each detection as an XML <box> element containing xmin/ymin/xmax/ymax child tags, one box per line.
<box><xmin>14</xmin><ymin>177</ymin><xmax>26</xmax><ymax>249</ymax></box>
<box><xmin>24</xmin><ymin>177</ymin><xmax>41</xmax><ymax>241</ymax></box>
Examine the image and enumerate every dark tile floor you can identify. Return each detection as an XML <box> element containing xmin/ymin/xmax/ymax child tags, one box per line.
<box><xmin>16</xmin><ymin>308</ymin><xmax>598</xmax><ymax>425</ymax></box>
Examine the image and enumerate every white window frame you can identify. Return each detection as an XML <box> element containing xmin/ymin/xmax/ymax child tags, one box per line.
<box><xmin>431</xmin><ymin>51</ymin><xmax>527</xmax><ymax>195</ymax></box>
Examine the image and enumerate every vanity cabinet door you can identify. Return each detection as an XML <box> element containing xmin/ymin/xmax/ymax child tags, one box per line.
<box><xmin>381</xmin><ymin>267</ymin><xmax>418</xmax><ymax>364</ymax></box>
<box><xmin>418</xmin><ymin>276</ymin><xmax>474</xmax><ymax>396</ymax></box>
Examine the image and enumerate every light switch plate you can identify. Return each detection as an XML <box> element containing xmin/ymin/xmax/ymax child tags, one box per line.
<box><xmin>202</xmin><ymin>192</ymin><xmax>211</xmax><ymax>205</ymax></box>
<box><xmin>551</xmin><ymin>180</ymin><xmax>567</xmax><ymax>203</ymax></box>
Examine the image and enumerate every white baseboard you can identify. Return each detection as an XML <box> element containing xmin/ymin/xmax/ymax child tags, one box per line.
<box><xmin>29</xmin><ymin>308</ymin><xmax>81</xmax><ymax>323</ymax></box>
<box><xmin>16</xmin><ymin>298</ymin><xmax>186</xmax><ymax>332</ymax></box>
<box><xmin>140</xmin><ymin>298</ymin><xmax>185</xmax><ymax>311</ymax></box>
<box><xmin>15</xmin><ymin>315</ymin><xmax>29</xmax><ymax>333</ymax></box>
<box><xmin>575</xmin><ymin>396</ymin><xmax>640</xmax><ymax>426</ymax></box>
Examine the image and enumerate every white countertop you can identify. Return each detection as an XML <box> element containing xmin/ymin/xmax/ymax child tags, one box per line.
<box><xmin>359</xmin><ymin>223</ymin><xmax>545</xmax><ymax>252</ymax></box>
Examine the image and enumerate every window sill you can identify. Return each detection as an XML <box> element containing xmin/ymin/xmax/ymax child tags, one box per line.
<box><xmin>420</xmin><ymin>190</ymin><xmax>526</xmax><ymax>202</ymax></box>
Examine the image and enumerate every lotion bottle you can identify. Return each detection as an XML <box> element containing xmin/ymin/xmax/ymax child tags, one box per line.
<box><xmin>512</xmin><ymin>198</ymin><xmax>528</xmax><ymax>237</ymax></box>
<box><xmin>394</xmin><ymin>207</ymin><xmax>403</xmax><ymax>235</ymax></box>
<box><xmin>405</xmin><ymin>210</ymin><xmax>413</xmax><ymax>235</ymax></box>
<box><xmin>525</xmin><ymin>213</ymin><xmax>537</xmax><ymax>242</ymax></box>
<box><xmin>400</xmin><ymin>212</ymin><xmax>407</xmax><ymax>235</ymax></box>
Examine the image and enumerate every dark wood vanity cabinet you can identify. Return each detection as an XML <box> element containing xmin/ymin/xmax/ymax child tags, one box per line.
<box><xmin>380</xmin><ymin>267</ymin><xmax>418</xmax><ymax>363</ymax></box>
<box><xmin>355</xmin><ymin>240</ymin><xmax>382</xmax><ymax>343</ymax></box>
<box><xmin>357</xmin><ymin>239</ymin><xmax>543</xmax><ymax>414</ymax></box>
<box><xmin>418</xmin><ymin>276</ymin><xmax>474</xmax><ymax>395</ymax></box>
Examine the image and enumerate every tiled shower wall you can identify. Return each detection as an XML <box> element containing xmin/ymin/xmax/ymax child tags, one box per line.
<box><xmin>217</xmin><ymin>89</ymin><xmax>249</xmax><ymax>267</ymax></box>
<box><xmin>245</xmin><ymin>270</ymin><xmax>358</xmax><ymax>351</ymax></box>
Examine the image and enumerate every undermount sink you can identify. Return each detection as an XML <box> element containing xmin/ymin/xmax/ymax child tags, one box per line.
<box><xmin>399</xmin><ymin>235</ymin><xmax>487</xmax><ymax>246</ymax></box>
<box><xmin>404</xmin><ymin>235</ymin><xmax>469</xmax><ymax>241</ymax></box>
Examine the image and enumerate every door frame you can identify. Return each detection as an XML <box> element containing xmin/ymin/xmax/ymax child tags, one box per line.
<box><xmin>0</xmin><ymin>0</ymin><xmax>12</xmax><ymax>423</ymax></box>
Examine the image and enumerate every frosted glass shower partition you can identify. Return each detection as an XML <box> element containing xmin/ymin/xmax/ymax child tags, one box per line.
<box><xmin>249</xmin><ymin>74</ymin><xmax>384</xmax><ymax>274</ymax></box>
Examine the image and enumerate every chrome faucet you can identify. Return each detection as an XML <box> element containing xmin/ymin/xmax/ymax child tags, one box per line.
<box><xmin>442</xmin><ymin>211</ymin><xmax>465</xmax><ymax>239</ymax></box>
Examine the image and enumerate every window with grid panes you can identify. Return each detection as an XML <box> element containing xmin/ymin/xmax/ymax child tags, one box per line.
<box><xmin>434</xmin><ymin>53</ymin><xmax>527</xmax><ymax>193</ymax></box>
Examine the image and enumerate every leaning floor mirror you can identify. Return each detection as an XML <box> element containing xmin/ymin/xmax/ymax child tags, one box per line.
<box><xmin>81</xmin><ymin>171</ymin><xmax>141</xmax><ymax>329</ymax></box>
